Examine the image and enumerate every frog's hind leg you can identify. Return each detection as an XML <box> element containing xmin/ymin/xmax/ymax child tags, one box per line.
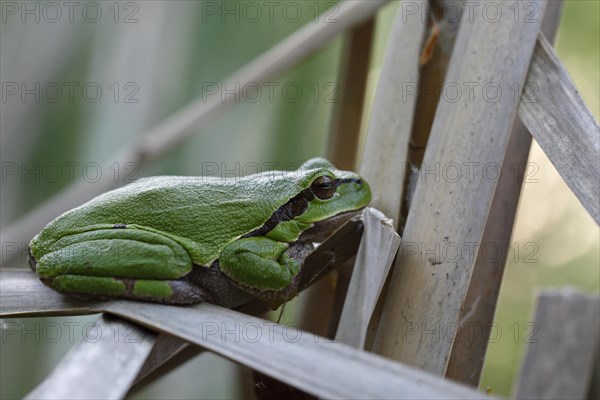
<box><xmin>33</xmin><ymin>224</ymin><xmax>203</xmax><ymax>304</ymax></box>
<box><xmin>35</xmin><ymin>225</ymin><xmax>193</xmax><ymax>280</ymax></box>
<box><xmin>49</xmin><ymin>274</ymin><xmax>208</xmax><ymax>304</ymax></box>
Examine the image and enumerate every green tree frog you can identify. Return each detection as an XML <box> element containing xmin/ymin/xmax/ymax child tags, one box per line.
<box><xmin>29</xmin><ymin>158</ymin><xmax>371</xmax><ymax>308</ymax></box>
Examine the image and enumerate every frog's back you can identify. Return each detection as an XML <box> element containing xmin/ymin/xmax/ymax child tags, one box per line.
<box><xmin>31</xmin><ymin>173</ymin><xmax>306</xmax><ymax>265</ymax></box>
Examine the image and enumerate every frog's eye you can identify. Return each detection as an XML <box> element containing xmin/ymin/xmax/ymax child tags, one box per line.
<box><xmin>311</xmin><ymin>176</ymin><xmax>336</xmax><ymax>200</ymax></box>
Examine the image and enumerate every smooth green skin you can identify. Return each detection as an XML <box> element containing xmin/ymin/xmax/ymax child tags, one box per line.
<box><xmin>29</xmin><ymin>158</ymin><xmax>371</xmax><ymax>303</ymax></box>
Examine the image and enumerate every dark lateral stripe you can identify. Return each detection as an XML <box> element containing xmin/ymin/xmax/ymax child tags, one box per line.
<box><xmin>338</xmin><ymin>178</ymin><xmax>362</xmax><ymax>185</ymax></box>
<box><xmin>242</xmin><ymin>188</ymin><xmax>314</xmax><ymax>238</ymax></box>
<box><xmin>242</xmin><ymin>178</ymin><xmax>362</xmax><ymax>238</ymax></box>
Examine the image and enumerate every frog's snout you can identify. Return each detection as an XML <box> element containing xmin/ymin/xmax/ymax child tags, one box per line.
<box><xmin>357</xmin><ymin>176</ymin><xmax>372</xmax><ymax>205</ymax></box>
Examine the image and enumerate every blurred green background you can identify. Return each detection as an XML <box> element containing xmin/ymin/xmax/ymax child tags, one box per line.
<box><xmin>1</xmin><ymin>1</ymin><xmax>598</xmax><ymax>398</ymax></box>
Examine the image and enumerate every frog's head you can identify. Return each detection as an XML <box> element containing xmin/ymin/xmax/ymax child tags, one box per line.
<box><xmin>291</xmin><ymin>158</ymin><xmax>371</xmax><ymax>241</ymax></box>
<box><xmin>258</xmin><ymin>157</ymin><xmax>371</xmax><ymax>243</ymax></box>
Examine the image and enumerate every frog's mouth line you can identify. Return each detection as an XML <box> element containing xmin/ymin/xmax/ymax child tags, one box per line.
<box><xmin>298</xmin><ymin>208</ymin><xmax>364</xmax><ymax>244</ymax></box>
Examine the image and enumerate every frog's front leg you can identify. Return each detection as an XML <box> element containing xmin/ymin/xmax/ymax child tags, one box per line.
<box><xmin>219</xmin><ymin>237</ymin><xmax>302</xmax><ymax>293</ymax></box>
<box><xmin>30</xmin><ymin>225</ymin><xmax>207</xmax><ymax>304</ymax></box>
